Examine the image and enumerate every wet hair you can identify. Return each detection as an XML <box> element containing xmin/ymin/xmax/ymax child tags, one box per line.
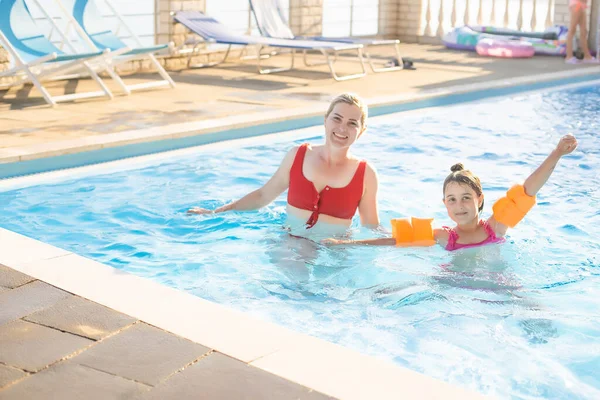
<box><xmin>443</xmin><ymin>163</ymin><xmax>484</xmax><ymax>213</ymax></box>
<box><xmin>325</xmin><ymin>93</ymin><xmax>368</xmax><ymax>129</ymax></box>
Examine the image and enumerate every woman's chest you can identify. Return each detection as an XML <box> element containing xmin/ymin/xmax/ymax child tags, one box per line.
<box><xmin>303</xmin><ymin>160</ymin><xmax>358</xmax><ymax>190</ymax></box>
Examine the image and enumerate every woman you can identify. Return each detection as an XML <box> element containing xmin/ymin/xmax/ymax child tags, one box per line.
<box><xmin>565</xmin><ymin>0</ymin><xmax>598</xmax><ymax>64</ymax></box>
<box><xmin>188</xmin><ymin>93</ymin><xmax>380</xmax><ymax>237</ymax></box>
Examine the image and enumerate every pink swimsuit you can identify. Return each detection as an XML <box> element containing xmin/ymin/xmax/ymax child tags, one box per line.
<box><xmin>570</xmin><ymin>0</ymin><xmax>587</xmax><ymax>10</ymax></box>
<box><xmin>443</xmin><ymin>220</ymin><xmax>505</xmax><ymax>251</ymax></box>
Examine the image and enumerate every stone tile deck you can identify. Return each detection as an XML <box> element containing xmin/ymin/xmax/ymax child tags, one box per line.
<box><xmin>0</xmin><ymin>265</ymin><xmax>332</xmax><ymax>399</ymax></box>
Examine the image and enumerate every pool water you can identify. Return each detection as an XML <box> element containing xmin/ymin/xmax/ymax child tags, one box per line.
<box><xmin>2</xmin><ymin>84</ymin><xmax>599</xmax><ymax>399</ymax></box>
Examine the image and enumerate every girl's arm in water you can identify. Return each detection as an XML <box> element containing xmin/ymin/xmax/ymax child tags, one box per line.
<box><xmin>322</xmin><ymin>228</ymin><xmax>449</xmax><ymax>247</ymax></box>
<box><xmin>188</xmin><ymin>147</ymin><xmax>298</xmax><ymax>214</ymax></box>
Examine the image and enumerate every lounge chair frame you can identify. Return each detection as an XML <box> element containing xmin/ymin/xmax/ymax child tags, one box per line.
<box><xmin>73</xmin><ymin>0</ymin><xmax>176</xmax><ymax>92</ymax></box>
<box><xmin>0</xmin><ymin>0</ymin><xmax>114</xmax><ymax>106</ymax></box>
<box><xmin>174</xmin><ymin>11</ymin><xmax>366</xmax><ymax>81</ymax></box>
<box><xmin>249</xmin><ymin>0</ymin><xmax>404</xmax><ymax>72</ymax></box>
<box><xmin>27</xmin><ymin>0</ymin><xmax>175</xmax><ymax>94</ymax></box>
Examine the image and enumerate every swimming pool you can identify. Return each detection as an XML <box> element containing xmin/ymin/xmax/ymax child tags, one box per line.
<box><xmin>1</xmin><ymin>83</ymin><xmax>599</xmax><ymax>399</ymax></box>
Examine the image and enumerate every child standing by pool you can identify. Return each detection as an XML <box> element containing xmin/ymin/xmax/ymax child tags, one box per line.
<box><xmin>565</xmin><ymin>0</ymin><xmax>598</xmax><ymax>64</ymax></box>
<box><xmin>323</xmin><ymin>135</ymin><xmax>578</xmax><ymax>250</ymax></box>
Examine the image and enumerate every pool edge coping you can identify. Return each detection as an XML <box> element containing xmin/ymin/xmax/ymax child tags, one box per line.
<box><xmin>1</xmin><ymin>66</ymin><xmax>599</xmax><ymax>172</ymax></box>
<box><xmin>0</xmin><ymin>227</ymin><xmax>487</xmax><ymax>400</ymax></box>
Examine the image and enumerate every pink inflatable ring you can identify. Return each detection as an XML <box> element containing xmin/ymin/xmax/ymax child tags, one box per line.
<box><xmin>476</xmin><ymin>38</ymin><xmax>535</xmax><ymax>58</ymax></box>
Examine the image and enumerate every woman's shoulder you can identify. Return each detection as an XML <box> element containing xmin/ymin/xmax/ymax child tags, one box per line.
<box><xmin>279</xmin><ymin>145</ymin><xmax>305</xmax><ymax>169</ymax></box>
<box><xmin>362</xmin><ymin>159</ymin><xmax>377</xmax><ymax>172</ymax></box>
<box><xmin>360</xmin><ymin>160</ymin><xmax>378</xmax><ymax>181</ymax></box>
<box><xmin>285</xmin><ymin>143</ymin><xmax>309</xmax><ymax>157</ymax></box>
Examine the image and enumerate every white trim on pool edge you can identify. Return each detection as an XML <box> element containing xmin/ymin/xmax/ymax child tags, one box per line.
<box><xmin>1</xmin><ymin>75</ymin><xmax>599</xmax><ymax>192</ymax></box>
<box><xmin>0</xmin><ymin>227</ymin><xmax>486</xmax><ymax>400</ymax></box>
<box><xmin>0</xmin><ymin>67</ymin><xmax>598</xmax><ymax>167</ymax></box>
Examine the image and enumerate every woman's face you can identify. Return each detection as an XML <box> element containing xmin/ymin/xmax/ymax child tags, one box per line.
<box><xmin>324</xmin><ymin>103</ymin><xmax>365</xmax><ymax>149</ymax></box>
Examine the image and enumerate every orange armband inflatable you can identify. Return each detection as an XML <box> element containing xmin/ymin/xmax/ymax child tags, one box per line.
<box><xmin>391</xmin><ymin>217</ymin><xmax>435</xmax><ymax>247</ymax></box>
<box><xmin>492</xmin><ymin>184</ymin><xmax>536</xmax><ymax>227</ymax></box>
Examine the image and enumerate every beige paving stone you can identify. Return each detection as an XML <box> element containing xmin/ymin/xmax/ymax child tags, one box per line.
<box><xmin>11</xmin><ymin>252</ymin><xmax>308</xmax><ymax>363</ymax></box>
<box><xmin>24</xmin><ymin>296</ymin><xmax>138</xmax><ymax>340</ymax></box>
<box><xmin>141</xmin><ymin>352</ymin><xmax>333</xmax><ymax>400</ymax></box>
<box><xmin>73</xmin><ymin>322</ymin><xmax>210</xmax><ymax>386</ymax></box>
<box><xmin>0</xmin><ymin>281</ymin><xmax>71</xmax><ymax>326</ymax></box>
<box><xmin>0</xmin><ymin>362</ymin><xmax>150</xmax><ymax>400</ymax></box>
<box><xmin>0</xmin><ymin>364</ymin><xmax>27</xmax><ymax>389</ymax></box>
<box><xmin>0</xmin><ymin>320</ymin><xmax>93</xmax><ymax>372</ymax></box>
<box><xmin>0</xmin><ymin>264</ymin><xmax>35</xmax><ymax>288</ymax></box>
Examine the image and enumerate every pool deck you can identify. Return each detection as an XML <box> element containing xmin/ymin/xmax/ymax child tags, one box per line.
<box><xmin>1</xmin><ymin>43</ymin><xmax>599</xmax><ymax>399</ymax></box>
<box><xmin>2</xmin><ymin>44</ymin><xmax>599</xmax><ymax>154</ymax></box>
<box><xmin>0</xmin><ymin>261</ymin><xmax>333</xmax><ymax>400</ymax></box>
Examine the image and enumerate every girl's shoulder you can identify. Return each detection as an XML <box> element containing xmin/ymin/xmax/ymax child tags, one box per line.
<box><xmin>485</xmin><ymin>216</ymin><xmax>509</xmax><ymax>237</ymax></box>
<box><xmin>434</xmin><ymin>227</ymin><xmax>451</xmax><ymax>246</ymax></box>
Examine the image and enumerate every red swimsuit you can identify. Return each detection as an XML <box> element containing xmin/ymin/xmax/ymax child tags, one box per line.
<box><xmin>287</xmin><ymin>143</ymin><xmax>366</xmax><ymax>228</ymax></box>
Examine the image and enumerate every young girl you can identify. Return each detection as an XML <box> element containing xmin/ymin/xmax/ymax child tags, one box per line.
<box><xmin>565</xmin><ymin>0</ymin><xmax>598</xmax><ymax>64</ymax></box>
<box><xmin>323</xmin><ymin>135</ymin><xmax>578</xmax><ymax>250</ymax></box>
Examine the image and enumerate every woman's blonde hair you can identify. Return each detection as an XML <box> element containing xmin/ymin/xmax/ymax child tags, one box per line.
<box><xmin>325</xmin><ymin>93</ymin><xmax>368</xmax><ymax>129</ymax></box>
<box><xmin>443</xmin><ymin>163</ymin><xmax>484</xmax><ymax>212</ymax></box>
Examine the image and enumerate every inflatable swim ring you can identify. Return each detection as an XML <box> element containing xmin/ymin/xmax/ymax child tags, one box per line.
<box><xmin>443</xmin><ymin>25</ymin><xmax>567</xmax><ymax>56</ymax></box>
<box><xmin>475</xmin><ymin>38</ymin><xmax>535</xmax><ymax>58</ymax></box>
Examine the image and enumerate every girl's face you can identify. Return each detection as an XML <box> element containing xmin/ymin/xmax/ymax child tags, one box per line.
<box><xmin>443</xmin><ymin>181</ymin><xmax>483</xmax><ymax>225</ymax></box>
<box><xmin>324</xmin><ymin>103</ymin><xmax>365</xmax><ymax>149</ymax></box>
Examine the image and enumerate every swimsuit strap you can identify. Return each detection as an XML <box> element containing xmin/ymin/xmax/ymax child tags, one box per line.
<box><xmin>296</xmin><ymin>143</ymin><xmax>309</xmax><ymax>163</ymax></box>
<box><xmin>480</xmin><ymin>220</ymin><xmax>498</xmax><ymax>240</ymax></box>
<box><xmin>443</xmin><ymin>226</ymin><xmax>458</xmax><ymax>249</ymax></box>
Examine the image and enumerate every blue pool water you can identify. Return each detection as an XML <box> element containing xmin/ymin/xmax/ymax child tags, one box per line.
<box><xmin>2</xmin><ymin>84</ymin><xmax>600</xmax><ymax>399</ymax></box>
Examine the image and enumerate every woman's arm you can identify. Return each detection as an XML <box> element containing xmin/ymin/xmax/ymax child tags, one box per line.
<box><xmin>322</xmin><ymin>237</ymin><xmax>396</xmax><ymax>246</ymax></box>
<box><xmin>488</xmin><ymin>134</ymin><xmax>578</xmax><ymax>234</ymax></box>
<box><xmin>188</xmin><ymin>146</ymin><xmax>298</xmax><ymax>214</ymax></box>
<box><xmin>323</xmin><ymin>228</ymin><xmax>448</xmax><ymax>247</ymax></box>
<box><xmin>358</xmin><ymin>162</ymin><xmax>381</xmax><ymax>228</ymax></box>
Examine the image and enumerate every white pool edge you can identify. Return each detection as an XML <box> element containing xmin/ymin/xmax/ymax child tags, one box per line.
<box><xmin>0</xmin><ymin>227</ymin><xmax>487</xmax><ymax>399</ymax></box>
<box><xmin>0</xmin><ymin>66</ymin><xmax>598</xmax><ymax>166</ymax></box>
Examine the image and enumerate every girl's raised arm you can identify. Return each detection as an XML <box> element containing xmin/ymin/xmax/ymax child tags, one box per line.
<box><xmin>488</xmin><ymin>134</ymin><xmax>578</xmax><ymax>235</ymax></box>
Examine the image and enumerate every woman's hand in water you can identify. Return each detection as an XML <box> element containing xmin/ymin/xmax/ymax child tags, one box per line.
<box><xmin>555</xmin><ymin>134</ymin><xmax>578</xmax><ymax>156</ymax></box>
<box><xmin>187</xmin><ymin>203</ymin><xmax>234</xmax><ymax>215</ymax></box>
<box><xmin>187</xmin><ymin>207</ymin><xmax>214</xmax><ymax>215</ymax></box>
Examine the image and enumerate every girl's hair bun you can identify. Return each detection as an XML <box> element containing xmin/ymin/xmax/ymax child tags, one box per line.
<box><xmin>450</xmin><ymin>163</ymin><xmax>465</xmax><ymax>172</ymax></box>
